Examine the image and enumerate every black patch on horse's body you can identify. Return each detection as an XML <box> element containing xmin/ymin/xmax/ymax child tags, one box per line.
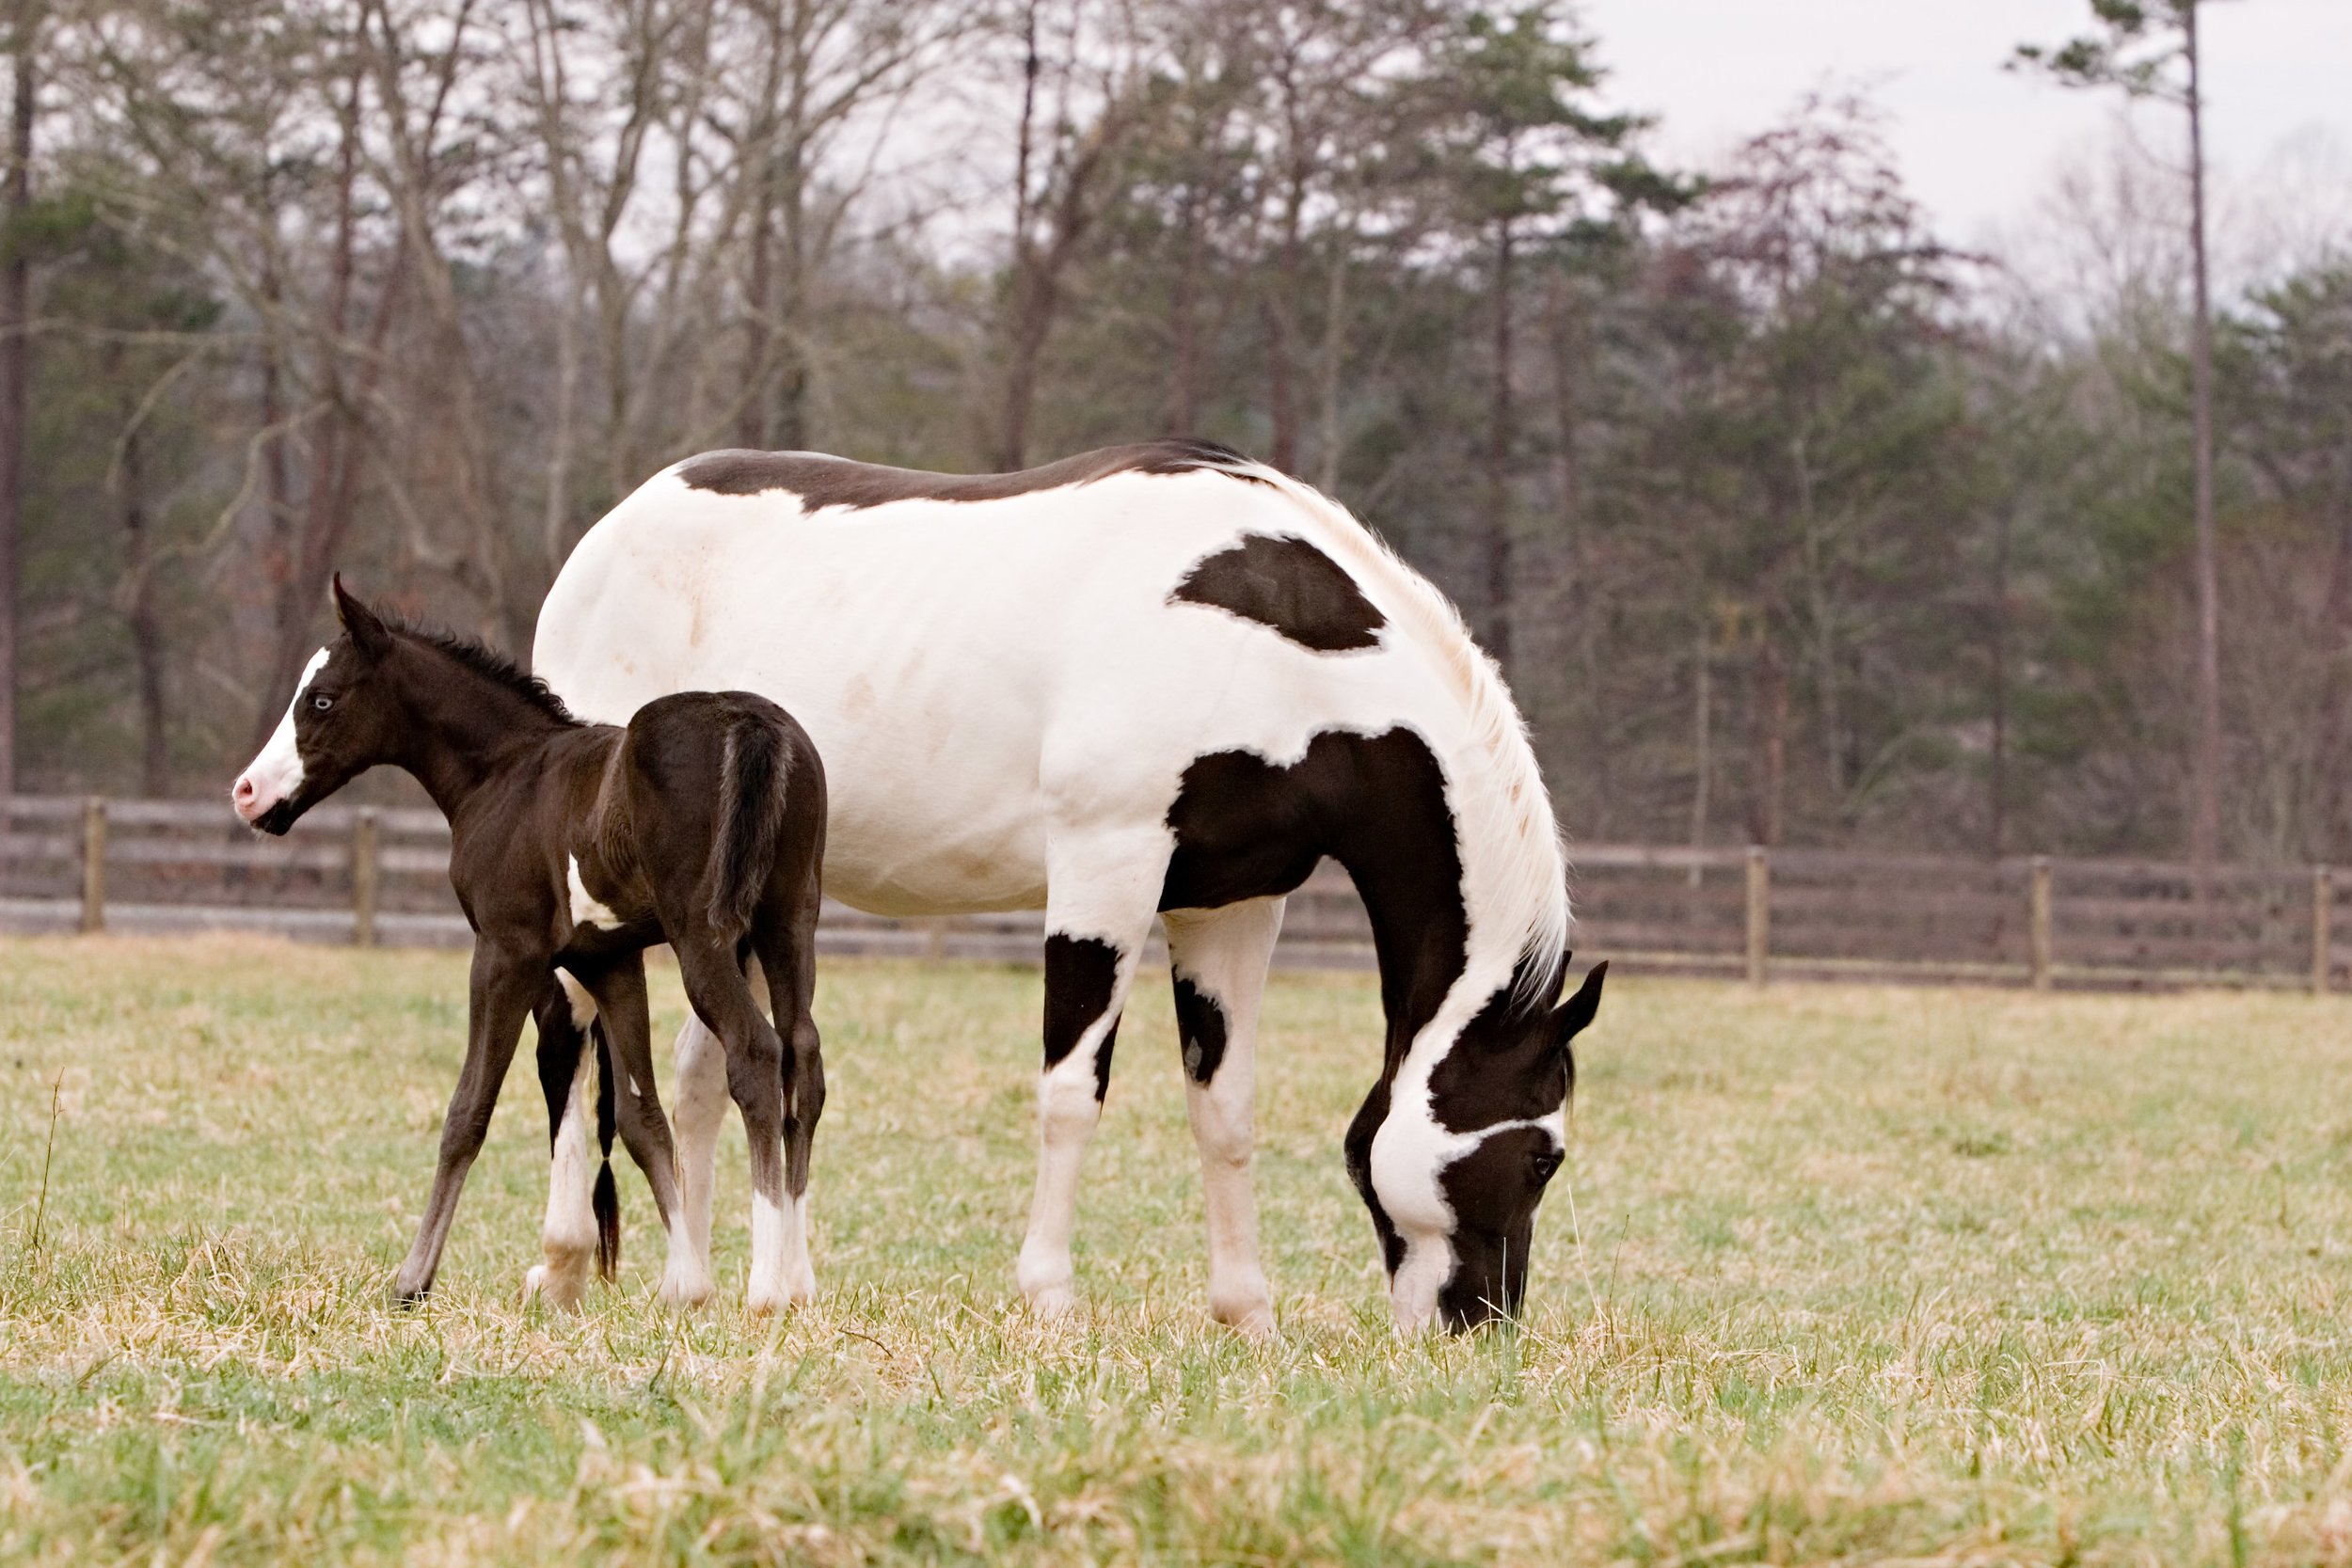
<box><xmin>1168</xmin><ymin>534</ymin><xmax>1386</xmax><ymax>653</ymax></box>
<box><xmin>1042</xmin><ymin>934</ymin><xmax>1121</xmax><ymax>1073</ymax></box>
<box><xmin>1159</xmin><ymin>726</ymin><xmax>1470</xmax><ymax>1277</ymax></box>
<box><xmin>676</xmin><ymin>437</ymin><xmax>1272</xmax><ymax>509</ymax></box>
<box><xmin>1170</xmin><ymin>976</ymin><xmax>1230</xmax><ymax>1085</ymax></box>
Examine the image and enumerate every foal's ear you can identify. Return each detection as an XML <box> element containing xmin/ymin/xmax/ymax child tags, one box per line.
<box><xmin>331</xmin><ymin>573</ymin><xmax>393</xmax><ymax>658</ymax></box>
<box><xmin>1552</xmin><ymin>959</ymin><xmax>1607</xmax><ymax>1049</ymax></box>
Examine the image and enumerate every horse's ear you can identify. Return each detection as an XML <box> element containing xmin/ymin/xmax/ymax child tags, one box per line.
<box><xmin>332</xmin><ymin>573</ymin><xmax>392</xmax><ymax>657</ymax></box>
<box><xmin>1553</xmin><ymin>959</ymin><xmax>1607</xmax><ymax>1050</ymax></box>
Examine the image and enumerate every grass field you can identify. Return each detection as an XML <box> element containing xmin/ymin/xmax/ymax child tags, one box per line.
<box><xmin>3</xmin><ymin>937</ymin><xmax>2352</xmax><ymax>1564</ymax></box>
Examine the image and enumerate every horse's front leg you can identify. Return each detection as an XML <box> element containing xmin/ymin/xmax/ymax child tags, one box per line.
<box><xmin>393</xmin><ymin>941</ymin><xmax>541</xmax><ymax>1304</ymax></box>
<box><xmin>1014</xmin><ymin>825</ymin><xmax>1168</xmax><ymax>1319</ymax></box>
<box><xmin>1163</xmin><ymin>896</ymin><xmax>1285</xmax><ymax>1337</ymax></box>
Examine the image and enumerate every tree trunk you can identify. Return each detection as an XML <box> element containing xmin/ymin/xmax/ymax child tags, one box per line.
<box><xmin>1748</xmin><ymin>636</ymin><xmax>1788</xmax><ymax>847</ymax></box>
<box><xmin>1989</xmin><ymin>501</ymin><xmax>2013</xmax><ymax>857</ymax></box>
<box><xmin>118</xmin><ymin>418</ymin><xmax>167</xmax><ymax>796</ymax></box>
<box><xmin>1482</xmin><ymin>215</ymin><xmax>1516</xmax><ymax>671</ymax></box>
<box><xmin>2186</xmin><ymin>0</ymin><xmax>2222</xmax><ymax>867</ymax></box>
<box><xmin>0</xmin><ymin>24</ymin><xmax>32</xmax><ymax>795</ymax></box>
<box><xmin>1168</xmin><ymin>184</ymin><xmax>1202</xmax><ymax>434</ymax></box>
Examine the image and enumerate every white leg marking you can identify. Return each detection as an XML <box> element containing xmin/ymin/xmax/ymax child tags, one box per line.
<box><xmin>1165</xmin><ymin>897</ymin><xmax>1284</xmax><ymax>1337</ymax></box>
<box><xmin>1015</xmin><ymin>1028</ymin><xmax>1113</xmax><ymax>1318</ymax></box>
<box><xmin>1013</xmin><ymin>830</ymin><xmax>1168</xmax><ymax>1318</ymax></box>
<box><xmin>747</xmin><ymin>1185</ymin><xmax>791</xmax><ymax>1314</ymax></box>
<box><xmin>567</xmin><ymin>854</ymin><xmax>622</xmax><ymax>928</ymax></box>
<box><xmin>525</xmin><ymin>984</ymin><xmax>599</xmax><ymax>1311</ymax></box>
<box><xmin>659</xmin><ymin>1016</ymin><xmax>725</xmax><ymax>1307</ymax></box>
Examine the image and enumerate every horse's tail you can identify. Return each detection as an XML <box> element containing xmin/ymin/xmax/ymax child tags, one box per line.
<box><xmin>707</xmin><ymin>710</ymin><xmax>793</xmax><ymax>935</ymax></box>
<box><xmin>591</xmin><ymin>1018</ymin><xmax>620</xmax><ymax>1280</ymax></box>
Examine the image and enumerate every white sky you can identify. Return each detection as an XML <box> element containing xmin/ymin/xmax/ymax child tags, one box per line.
<box><xmin>1577</xmin><ymin>0</ymin><xmax>2352</xmax><ymax>248</ymax></box>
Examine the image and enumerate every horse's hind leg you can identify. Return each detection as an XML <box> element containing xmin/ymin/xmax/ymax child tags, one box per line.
<box><xmin>756</xmin><ymin>891</ymin><xmax>825</xmax><ymax>1307</ymax></box>
<box><xmin>1014</xmin><ymin>827</ymin><xmax>1168</xmax><ymax>1319</ymax></box>
<box><xmin>524</xmin><ymin>975</ymin><xmax>599</xmax><ymax>1309</ymax></box>
<box><xmin>1163</xmin><ymin>897</ymin><xmax>1285</xmax><ymax>1337</ymax></box>
<box><xmin>674</xmin><ymin>935</ymin><xmax>797</xmax><ymax>1313</ymax></box>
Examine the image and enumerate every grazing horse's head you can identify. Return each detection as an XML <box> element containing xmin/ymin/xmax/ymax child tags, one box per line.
<box><xmin>231</xmin><ymin>577</ymin><xmax>403</xmax><ymax>834</ymax></box>
<box><xmin>1348</xmin><ymin>959</ymin><xmax>1607</xmax><ymax>1333</ymax></box>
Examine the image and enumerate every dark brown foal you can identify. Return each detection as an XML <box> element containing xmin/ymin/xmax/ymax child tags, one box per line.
<box><xmin>231</xmin><ymin>577</ymin><xmax>827</xmax><ymax>1312</ymax></box>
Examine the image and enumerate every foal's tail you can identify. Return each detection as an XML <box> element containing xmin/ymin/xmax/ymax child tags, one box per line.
<box><xmin>707</xmin><ymin>713</ymin><xmax>794</xmax><ymax>935</ymax></box>
<box><xmin>592</xmin><ymin>1019</ymin><xmax>620</xmax><ymax>1280</ymax></box>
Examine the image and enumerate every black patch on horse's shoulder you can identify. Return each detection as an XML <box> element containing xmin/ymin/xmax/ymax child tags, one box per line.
<box><xmin>1042</xmin><ymin>934</ymin><xmax>1121</xmax><ymax>1072</ymax></box>
<box><xmin>1171</xmin><ymin>975</ymin><xmax>1230</xmax><ymax>1085</ymax></box>
<box><xmin>397</xmin><ymin>622</ymin><xmax>578</xmax><ymax>726</ymax></box>
<box><xmin>1162</xmin><ymin>727</ymin><xmax>1466</xmax><ymax>1054</ymax></box>
<box><xmin>675</xmin><ymin>437</ymin><xmax>1275</xmax><ymax>510</ymax></box>
<box><xmin>1169</xmin><ymin>534</ymin><xmax>1385</xmax><ymax>653</ymax></box>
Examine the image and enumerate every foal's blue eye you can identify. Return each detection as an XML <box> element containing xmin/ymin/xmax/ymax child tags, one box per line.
<box><xmin>312</xmin><ymin>695</ymin><xmax>333</xmax><ymax>711</ymax></box>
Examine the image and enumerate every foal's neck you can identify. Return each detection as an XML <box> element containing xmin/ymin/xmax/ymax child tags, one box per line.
<box><xmin>386</xmin><ymin>643</ymin><xmax>578</xmax><ymax>821</ymax></box>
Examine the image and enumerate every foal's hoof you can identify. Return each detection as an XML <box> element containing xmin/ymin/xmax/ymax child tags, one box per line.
<box><xmin>391</xmin><ymin>1284</ymin><xmax>431</xmax><ymax>1311</ymax></box>
<box><xmin>523</xmin><ymin>1263</ymin><xmax>587</xmax><ymax>1312</ymax></box>
<box><xmin>1212</xmin><ymin>1300</ymin><xmax>1279</xmax><ymax>1339</ymax></box>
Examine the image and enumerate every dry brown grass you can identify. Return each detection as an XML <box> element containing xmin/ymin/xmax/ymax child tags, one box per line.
<box><xmin>3</xmin><ymin>935</ymin><xmax>2351</xmax><ymax>1563</ymax></box>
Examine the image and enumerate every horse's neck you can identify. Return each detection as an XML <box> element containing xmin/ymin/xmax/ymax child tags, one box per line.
<box><xmin>389</xmin><ymin>664</ymin><xmax>564</xmax><ymax>823</ymax></box>
<box><xmin>1327</xmin><ymin>780</ymin><xmax>1507</xmax><ymax>1072</ymax></box>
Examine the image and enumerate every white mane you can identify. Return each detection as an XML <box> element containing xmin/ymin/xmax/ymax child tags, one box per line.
<box><xmin>1210</xmin><ymin>456</ymin><xmax>1575</xmax><ymax>999</ymax></box>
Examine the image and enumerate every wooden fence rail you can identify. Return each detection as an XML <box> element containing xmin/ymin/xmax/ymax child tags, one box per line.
<box><xmin>0</xmin><ymin>796</ymin><xmax>2343</xmax><ymax>990</ymax></box>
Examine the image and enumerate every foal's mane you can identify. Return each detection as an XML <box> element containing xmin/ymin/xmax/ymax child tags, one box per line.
<box><xmin>393</xmin><ymin>621</ymin><xmax>580</xmax><ymax>727</ymax></box>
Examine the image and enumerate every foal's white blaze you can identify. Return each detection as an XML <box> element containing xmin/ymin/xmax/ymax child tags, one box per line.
<box><xmin>1375</xmin><ymin>1096</ymin><xmax>1568</xmax><ymax>1332</ymax></box>
<box><xmin>232</xmin><ymin>647</ymin><xmax>328</xmax><ymax>822</ymax></box>
<box><xmin>566</xmin><ymin>854</ymin><xmax>621</xmax><ymax>928</ymax></box>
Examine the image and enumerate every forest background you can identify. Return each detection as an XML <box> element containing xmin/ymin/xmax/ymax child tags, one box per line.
<box><xmin>2</xmin><ymin>0</ymin><xmax>2347</xmax><ymax>866</ymax></box>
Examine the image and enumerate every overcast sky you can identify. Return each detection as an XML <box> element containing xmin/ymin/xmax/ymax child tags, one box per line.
<box><xmin>1577</xmin><ymin>0</ymin><xmax>2352</xmax><ymax>248</ymax></box>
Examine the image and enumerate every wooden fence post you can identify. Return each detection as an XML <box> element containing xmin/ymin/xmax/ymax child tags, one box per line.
<box><xmin>2029</xmin><ymin>856</ymin><xmax>2053</xmax><ymax>991</ymax></box>
<box><xmin>1744</xmin><ymin>847</ymin><xmax>1769</xmax><ymax>987</ymax></box>
<box><xmin>353</xmin><ymin>808</ymin><xmax>381</xmax><ymax>947</ymax></box>
<box><xmin>2313</xmin><ymin>866</ymin><xmax>2332</xmax><ymax>995</ymax></box>
<box><xmin>79</xmin><ymin>797</ymin><xmax>106</xmax><ymax>933</ymax></box>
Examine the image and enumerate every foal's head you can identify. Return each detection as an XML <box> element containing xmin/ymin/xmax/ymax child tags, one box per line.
<box><xmin>232</xmin><ymin>578</ymin><xmax>423</xmax><ymax>833</ymax></box>
<box><xmin>233</xmin><ymin>578</ymin><xmax>570</xmax><ymax>833</ymax></box>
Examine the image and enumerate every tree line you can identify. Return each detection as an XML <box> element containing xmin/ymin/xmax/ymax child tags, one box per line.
<box><xmin>2</xmin><ymin>0</ymin><xmax>2347</xmax><ymax>865</ymax></box>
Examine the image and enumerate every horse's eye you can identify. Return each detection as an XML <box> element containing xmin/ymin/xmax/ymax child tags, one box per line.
<box><xmin>1530</xmin><ymin>1149</ymin><xmax>1562</xmax><ymax>1184</ymax></box>
<box><xmin>312</xmin><ymin>695</ymin><xmax>333</xmax><ymax>711</ymax></box>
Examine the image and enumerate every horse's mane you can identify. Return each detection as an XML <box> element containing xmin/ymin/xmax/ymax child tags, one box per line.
<box><xmin>396</xmin><ymin>620</ymin><xmax>580</xmax><ymax>727</ymax></box>
<box><xmin>1199</xmin><ymin>453</ymin><xmax>1575</xmax><ymax>1000</ymax></box>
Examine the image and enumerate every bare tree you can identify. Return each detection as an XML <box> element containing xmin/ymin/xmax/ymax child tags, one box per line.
<box><xmin>2017</xmin><ymin>0</ymin><xmax>2224</xmax><ymax>866</ymax></box>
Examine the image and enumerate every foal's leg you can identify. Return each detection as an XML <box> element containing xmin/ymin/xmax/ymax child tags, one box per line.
<box><xmin>524</xmin><ymin>975</ymin><xmax>599</xmax><ymax>1308</ymax></box>
<box><xmin>674</xmin><ymin>937</ymin><xmax>796</xmax><ymax>1313</ymax></box>
<box><xmin>574</xmin><ymin>957</ymin><xmax>687</xmax><ymax>1288</ymax></box>
<box><xmin>1014</xmin><ymin>828</ymin><xmax>1168</xmax><ymax>1319</ymax></box>
<box><xmin>394</xmin><ymin>942</ymin><xmax>541</xmax><ymax>1303</ymax></box>
<box><xmin>1162</xmin><ymin>897</ymin><xmax>1285</xmax><ymax>1337</ymax></box>
<box><xmin>756</xmin><ymin>903</ymin><xmax>825</xmax><ymax>1307</ymax></box>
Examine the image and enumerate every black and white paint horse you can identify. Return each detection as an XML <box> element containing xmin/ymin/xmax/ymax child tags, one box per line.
<box><xmin>535</xmin><ymin>438</ymin><xmax>1605</xmax><ymax>1332</ymax></box>
<box><xmin>232</xmin><ymin>579</ymin><xmax>828</xmax><ymax>1311</ymax></box>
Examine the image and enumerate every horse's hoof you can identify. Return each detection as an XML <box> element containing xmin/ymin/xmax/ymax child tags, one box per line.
<box><xmin>656</xmin><ymin>1272</ymin><xmax>714</xmax><ymax>1309</ymax></box>
<box><xmin>1211</xmin><ymin>1298</ymin><xmax>1278</xmax><ymax>1338</ymax></box>
<box><xmin>1024</xmin><ymin>1283</ymin><xmax>1077</xmax><ymax>1320</ymax></box>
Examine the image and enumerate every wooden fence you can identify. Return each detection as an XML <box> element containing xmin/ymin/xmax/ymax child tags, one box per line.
<box><xmin>0</xmin><ymin>796</ymin><xmax>2344</xmax><ymax>990</ymax></box>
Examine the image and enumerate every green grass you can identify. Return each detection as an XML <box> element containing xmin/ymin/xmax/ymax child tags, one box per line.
<box><xmin>4</xmin><ymin>937</ymin><xmax>2352</xmax><ymax>1564</ymax></box>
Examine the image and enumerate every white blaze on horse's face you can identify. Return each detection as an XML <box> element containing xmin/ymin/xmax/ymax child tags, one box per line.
<box><xmin>232</xmin><ymin>647</ymin><xmax>329</xmax><ymax>825</ymax></box>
